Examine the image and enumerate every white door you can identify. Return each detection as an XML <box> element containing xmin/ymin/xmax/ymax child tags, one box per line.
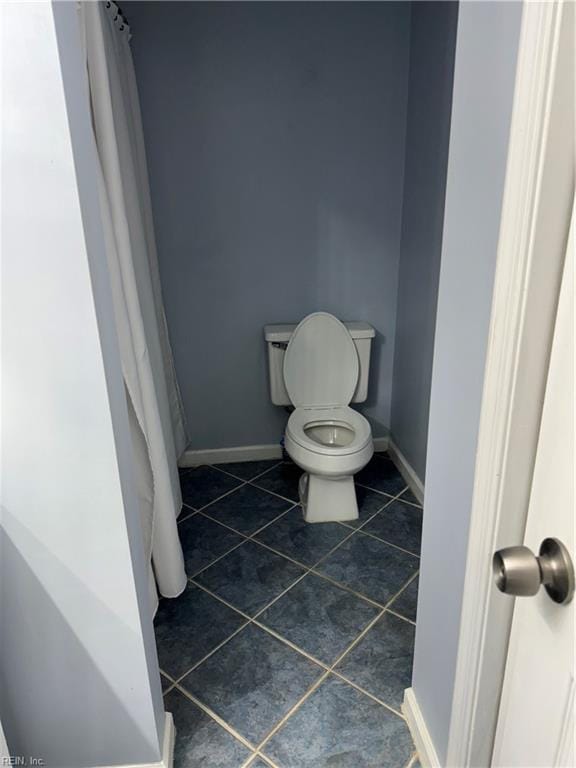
<box><xmin>491</xmin><ymin>199</ymin><xmax>575</xmax><ymax>766</ymax></box>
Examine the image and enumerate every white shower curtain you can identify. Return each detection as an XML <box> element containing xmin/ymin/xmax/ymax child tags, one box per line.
<box><xmin>80</xmin><ymin>2</ymin><xmax>188</xmax><ymax>610</ymax></box>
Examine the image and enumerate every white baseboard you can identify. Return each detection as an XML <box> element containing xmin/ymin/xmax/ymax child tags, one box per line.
<box><xmin>373</xmin><ymin>435</ymin><xmax>390</xmax><ymax>452</ymax></box>
<box><xmin>179</xmin><ymin>443</ymin><xmax>283</xmax><ymax>467</ymax></box>
<box><xmin>180</xmin><ymin>436</ymin><xmax>391</xmax><ymax>468</ymax></box>
<box><xmin>94</xmin><ymin>712</ymin><xmax>174</xmax><ymax>768</ymax></box>
<box><xmin>160</xmin><ymin>712</ymin><xmax>175</xmax><ymax>768</ymax></box>
<box><xmin>387</xmin><ymin>439</ymin><xmax>425</xmax><ymax>504</ymax></box>
<box><xmin>403</xmin><ymin>688</ymin><xmax>440</xmax><ymax>768</ymax></box>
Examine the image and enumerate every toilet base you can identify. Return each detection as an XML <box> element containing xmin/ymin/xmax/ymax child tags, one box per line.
<box><xmin>299</xmin><ymin>473</ymin><xmax>359</xmax><ymax>523</ymax></box>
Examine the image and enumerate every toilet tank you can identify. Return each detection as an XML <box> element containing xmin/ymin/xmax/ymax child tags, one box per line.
<box><xmin>264</xmin><ymin>321</ymin><xmax>375</xmax><ymax>406</ymax></box>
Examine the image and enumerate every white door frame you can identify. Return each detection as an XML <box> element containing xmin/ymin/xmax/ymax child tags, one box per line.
<box><xmin>446</xmin><ymin>1</ymin><xmax>574</xmax><ymax>766</ymax></box>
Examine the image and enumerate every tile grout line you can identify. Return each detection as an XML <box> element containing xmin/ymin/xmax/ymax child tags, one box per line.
<box><xmin>189</xmin><ymin>571</ymin><xmax>388</xmax><ymax>683</ymax></box>
<box><xmin>183</xmin><ymin>467</ymin><xmax>412</xmax><ymax>565</ymax></box>
<box><xmin>252</xmin><ymin>571</ymin><xmax>421</xmax><ymax>759</ymax></box>
<box><xmin>171</xmin><ymin>493</ymin><xmax>420</xmax><ymax>688</ymax></box>
<box><xmin>214</xmin><ymin>460</ymin><xmax>302</xmax><ymax>507</ymax></box>
<box><xmin>187</xmin><ymin>538</ymin><xmax>248</xmax><ymax>581</ymax></box>
<box><xmin>177</xmin><ymin>505</ymin><xmax>198</xmax><ymax>524</ymax></box>
<box><xmin>356</xmin><ymin>480</ymin><xmax>409</xmax><ymax>498</ymax></box>
<box><xmin>184</xmin><ymin>503</ymin><xmax>301</xmax><ymax>583</ymax></box>
<box><xmin>190</xmin><ymin>509</ymin><xmax>419</xmax><ymax>619</ymax></box>
<box><xmin>171</xmin><ymin>680</ymin><xmax>257</xmax><ymax>752</ymax></box>
<box><xmin>188</xmin><ymin>491</ymin><xmax>414</xmax><ymax>613</ymax></box>
<box><xmin>181</xmin><ymin>459</ymin><xmax>290</xmax><ymax>520</ymax></box>
<box><xmin>170</xmin><ymin>565</ymin><xmax>417</xmax><ymax>728</ymax></box>
<box><xmin>327</xmin><ymin>572</ymin><xmax>420</xmax><ymax>672</ymax></box>
<box><xmin>187</xmin><ymin>548</ymin><xmax>410</xmax><ymax>672</ymax></box>
<box><xmin>169</xmin><ymin>565</ymin><xmax>313</xmax><ymax>688</ymax></box>
<box><xmin>169</xmin><ymin>461</ymin><xmax>420</xmax><ymax>759</ymax></box>
<box><xmin>400</xmin><ymin>498</ymin><xmax>424</xmax><ymax>510</ymax></box>
<box><xmin>405</xmin><ymin>750</ymin><xmax>420</xmax><ymax>768</ymax></box>
<box><xmin>305</xmin><ymin>567</ymin><xmax>392</xmax><ymax>610</ymax></box>
<box><xmin>186</xmin><ymin>506</ymin><xmax>299</xmax><ymax>581</ymax></box>
<box><xmin>210</xmin><ymin>460</ymin><xmax>283</xmax><ymax>483</ymax></box>
<box><xmin>253</xmin><ymin>671</ymin><xmax>332</xmax><ymax>759</ymax></box>
<box><xmin>330</xmin><ymin>668</ymin><xmax>404</xmax><ymax>717</ymax></box>
<box><xmin>241</xmin><ymin>753</ymin><xmax>281</xmax><ymax>768</ymax></box>
<box><xmin>195</xmin><ymin>479</ymin><xmax>250</xmax><ymax>512</ymax></box>
<box><xmin>348</xmin><ymin>528</ymin><xmax>421</xmax><ymax>560</ymax></box>
<box><xmin>261</xmin><ymin>573</ymin><xmax>420</xmax><ymax>747</ymax></box>
<box><xmin>165</xmin><ymin>579</ymin><xmax>257</xmax><ymax>685</ymax></box>
<box><xmin>249</xmin><ymin>536</ymin><xmax>337</xmax><ymax>575</ymax></box>
<box><xmin>199</xmin><ymin>501</ymin><xmax>297</xmax><ymax>542</ymax></box>
<box><xmin>387</xmin><ymin>607</ymin><xmax>417</xmax><ymax>626</ymax></box>
<box><xmin>334</xmin><ymin>487</ymin><xmax>422</xmax><ymax>560</ymax></box>
<box><xmin>248</xmin><ymin>480</ymin><xmax>300</xmax><ymax>506</ymax></box>
<box><xmin>335</xmin><ymin>483</ymin><xmax>414</xmax><ymax>539</ymax></box>
<box><xmin>168</xmin><ymin>616</ymin><xmax>251</xmax><ymax>687</ymax></box>
<box><xmin>337</xmin><ymin>493</ymin><xmax>398</xmax><ymax>531</ymax></box>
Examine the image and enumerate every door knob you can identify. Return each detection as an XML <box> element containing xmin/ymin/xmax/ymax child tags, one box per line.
<box><xmin>493</xmin><ymin>537</ymin><xmax>574</xmax><ymax>605</ymax></box>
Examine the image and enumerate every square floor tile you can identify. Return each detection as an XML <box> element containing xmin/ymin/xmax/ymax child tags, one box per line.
<box><xmin>180</xmin><ymin>466</ymin><xmax>242</xmax><ymax>509</ymax></box>
<box><xmin>253</xmin><ymin>462</ymin><xmax>303</xmax><ymax>502</ymax></box>
<box><xmin>336</xmin><ymin>612</ymin><xmax>415</xmax><ymax>710</ymax></box>
<box><xmin>179</xmin><ymin>514</ymin><xmax>244</xmax><ymax>576</ymax></box>
<box><xmin>202</xmin><ymin>484</ymin><xmax>292</xmax><ymax>535</ymax></box>
<box><xmin>398</xmin><ymin>487</ymin><xmax>422</xmax><ymax>507</ymax></box>
<box><xmin>194</xmin><ymin>540</ymin><xmax>305</xmax><ymax>616</ymax></box>
<box><xmin>259</xmin><ymin>573</ymin><xmax>379</xmax><ymax>664</ymax></box>
<box><xmin>218</xmin><ymin>460</ymin><xmax>281</xmax><ymax>482</ymax></box>
<box><xmin>389</xmin><ymin>576</ymin><xmax>419</xmax><ymax>623</ymax></box>
<box><xmin>164</xmin><ymin>688</ymin><xmax>250</xmax><ymax>768</ymax></box>
<box><xmin>154</xmin><ymin>583</ymin><xmax>246</xmax><ymax>679</ymax></box>
<box><xmin>180</xmin><ymin>624</ymin><xmax>323</xmax><ymax>744</ymax></box>
<box><xmin>255</xmin><ymin>506</ymin><xmax>350</xmax><ymax>567</ymax></box>
<box><xmin>356</xmin><ymin>455</ymin><xmax>406</xmax><ymax>497</ymax></box>
<box><xmin>263</xmin><ymin>675</ymin><xmax>414</xmax><ymax>768</ymax></box>
<box><xmin>316</xmin><ymin>532</ymin><xmax>418</xmax><ymax>605</ymax></box>
<box><xmin>344</xmin><ymin>485</ymin><xmax>393</xmax><ymax>528</ymax></box>
<box><xmin>362</xmin><ymin>500</ymin><xmax>423</xmax><ymax>555</ymax></box>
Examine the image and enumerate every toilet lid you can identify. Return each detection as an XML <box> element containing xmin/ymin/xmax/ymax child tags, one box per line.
<box><xmin>283</xmin><ymin>312</ymin><xmax>359</xmax><ymax>407</ymax></box>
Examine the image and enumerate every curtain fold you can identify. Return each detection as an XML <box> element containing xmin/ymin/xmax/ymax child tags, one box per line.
<box><xmin>80</xmin><ymin>1</ymin><xmax>188</xmax><ymax>607</ymax></box>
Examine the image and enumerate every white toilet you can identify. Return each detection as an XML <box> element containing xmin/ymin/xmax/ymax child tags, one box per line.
<box><xmin>264</xmin><ymin>312</ymin><xmax>375</xmax><ymax>523</ymax></box>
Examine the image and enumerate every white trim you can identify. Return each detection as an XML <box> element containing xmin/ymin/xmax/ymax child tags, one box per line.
<box><xmin>373</xmin><ymin>435</ymin><xmax>390</xmax><ymax>453</ymax></box>
<box><xmin>179</xmin><ymin>436</ymin><xmax>390</xmax><ymax>468</ymax></box>
<box><xmin>94</xmin><ymin>713</ymin><xmax>174</xmax><ymax>768</ymax></box>
<box><xmin>447</xmin><ymin>3</ymin><xmax>571</xmax><ymax>767</ymax></box>
<box><xmin>160</xmin><ymin>713</ymin><xmax>175</xmax><ymax>768</ymax></box>
<box><xmin>179</xmin><ymin>443</ymin><xmax>283</xmax><ymax>467</ymax></box>
<box><xmin>387</xmin><ymin>439</ymin><xmax>424</xmax><ymax>504</ymax></box>
<box><xmin>402</xmin><ymin>688</ymin><xmax>440</xmax><ymax>768</ymax></box>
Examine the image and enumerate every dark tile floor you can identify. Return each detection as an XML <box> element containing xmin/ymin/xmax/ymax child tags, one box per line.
<box><xmin>157</xmin><ymin>452</ymin><xmax>423</xmax><ymax>768</ymax></box>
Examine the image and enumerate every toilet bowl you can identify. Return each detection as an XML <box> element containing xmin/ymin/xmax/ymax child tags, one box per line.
<box><xmin>282</xmin><ymin>313</ymin><xmax>374</xmax><ymax>523</ymax></box>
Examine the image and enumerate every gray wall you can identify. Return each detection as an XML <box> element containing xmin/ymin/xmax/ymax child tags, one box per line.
<box><xmin>390</xmin><ymin>2</ymin><xmax>458</xmax><ymax>481</ymax></box>
<box><xmin>0</xmin><ymin>3</ymin><xmax>165</xmax><ymax>764</ymax></box>
<box><xmin>129</xmin><ymin>2</ymin><xmax>411</xmax><ymax>450</ymax></box>
<box><xmin>412</xmin><ymin>2</ymin><xmax>522</xmax><ymax>762</ymax></box>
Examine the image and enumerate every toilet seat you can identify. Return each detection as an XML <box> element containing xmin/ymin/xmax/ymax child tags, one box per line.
<box><xmin>283</xmin><ymin>313</ymin><xmax>370</xmax><ymax>458</ymax></box>
<box><xmin>286</xmin><ymin>406</ymin><xmax>372</xmax><ymax>456</ymax></box>
<box><xmin>283</xmin><ymin>312</ymin><xmax>359</xmax><ymax>408</ymax></box>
